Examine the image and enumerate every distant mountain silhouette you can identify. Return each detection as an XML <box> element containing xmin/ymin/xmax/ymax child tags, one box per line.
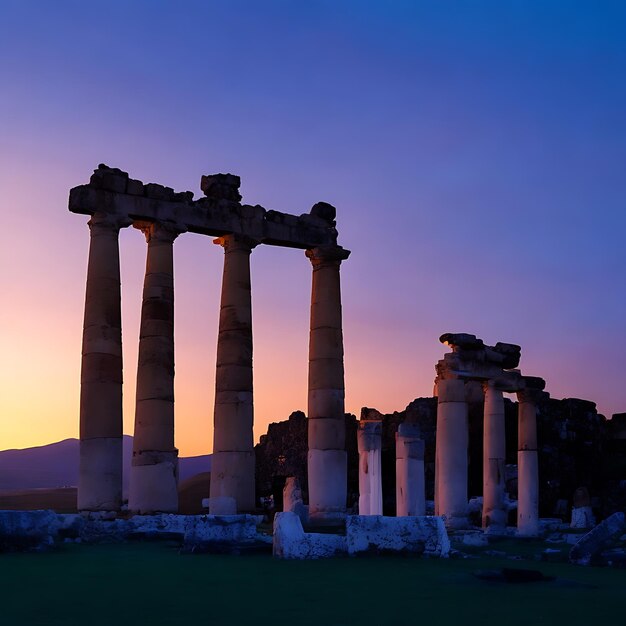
<box><xmin>0</xmin><ymin>436</ymin><xmax>211</xmax><ymax>493</ymax></box>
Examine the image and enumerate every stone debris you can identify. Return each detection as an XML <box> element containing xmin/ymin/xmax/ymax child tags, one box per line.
<box><xmin>272</xmin><ymin>512</ymin><xmax>450</xmax><ymax>559</ymax></box>
<box><xmin>569</xmin><ymin>511</ymin><xmax>626</xmax><ymax>565</ymax></box>
<box><xmin>0</xmin><ymin>510</ymin><xmax>264</xmax><ymax>553</ymax></box>
<box><xmin>282</xmin><ymin>477</ymin><xmax>308</xmax><ymax>524</ymax></box>
<box><xmin>346</xmin><ymin>515</ymin><xmax>450</xmax><ymax>557</ymax></box>
<box><xmin>0</xmin><ymin>510</ymin><xmax>61</xmax><ymax>552</ymax></box>
<box><xmin>273</xmin><ymin>512</ymin><xmax>346</xmax><ymax>559</ymax></box>
<box><xmin>200</xmin><ymin>173</ymin><xmax>242</xmax><ymax>202</ymax></box>
<box><xmin>571</xmin><ymin>506</ymin><xmax>596</xmax><ymax>529</ymax></box>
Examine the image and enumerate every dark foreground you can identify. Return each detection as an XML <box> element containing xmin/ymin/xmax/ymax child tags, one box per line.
<box><xmin>1</xmin><ymin>543</ymin><xmax>625</xmax><ymax>626</ymax></box>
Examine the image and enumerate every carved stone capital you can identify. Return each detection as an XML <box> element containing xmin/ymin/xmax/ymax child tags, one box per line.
<box><xmin>88</xmin><ymin>212</ymin><xmax>132</xmax><ymax>234</ymax></box>
<box><xmin>134</xmin><ymin>220</ymin><xmax>184</xmax><ymax>244</ymax></box>
<box><xmin>306</xmin><ymin>245</ymin><xmax>351</xmax><ymax>269</ymax></box>
<box><xmin>517</xmin><ymin>388</ymin><xmax>548</xmax><ymax>405</ymax></box>
<box><xmin>213</xmin><ymin>233</ymin><xmax>259</xmax><ymax>252</ymax></box>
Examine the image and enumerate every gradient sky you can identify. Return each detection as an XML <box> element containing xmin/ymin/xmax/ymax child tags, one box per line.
<box><xmin>1</xmin><ymin>1</ymin><xmax>625</xmax><ymax>456</ymax></box>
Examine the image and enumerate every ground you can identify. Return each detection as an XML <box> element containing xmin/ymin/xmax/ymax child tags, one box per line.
<box><xmin>1</xmin><ymin>542</ymin><xmax>625</xmax><ymax>626</ymax></box>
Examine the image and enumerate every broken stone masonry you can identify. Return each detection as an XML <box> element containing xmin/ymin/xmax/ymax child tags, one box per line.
<box><xmin>70</xmin><ymin>164</ymin><xmax>349</xmax><ymax>519</ymax></box>
<box><xmin>4</xmin><ymin>165</ymin><xmax>621</xmax><ymax>560</ymax></box>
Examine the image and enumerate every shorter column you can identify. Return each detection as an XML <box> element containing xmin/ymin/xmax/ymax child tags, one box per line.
<box><xmin>435</xmin><ymin>378</ymin><xmax>468</xmax><ymax>529</ymax></box>
<box><xmin>517</xmin><ymin>389</ymin><xmax>540</xmax><ymax>536</ymax></box>
<box><xmin>210</xmin><ymin>234</ymin><xmax>257</xmax><ymax>514</ymax></box>
<box><xmin>482</xmin><ymin>380</ymin><xmax>507</xmax><ymax>531</ymax></box>
<box><xmin>129</xmin><ymin>221</ymin><xmax>182</xmax><ymax>514</ymax></box>
<box><xmin>357</xmin><ymin>419</ymin><xmax>382</xmax><ymax>515</ymax></box>
<box><xmin>396</xmin><ymin>423</ymin><xmax>425</xmax><ymax>517</ymax></box>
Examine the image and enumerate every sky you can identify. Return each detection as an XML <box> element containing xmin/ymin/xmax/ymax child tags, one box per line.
<box><xmin>1</xmin><ymin>0</ymin><xmax>625</xmax><ymax>457</ymax></box>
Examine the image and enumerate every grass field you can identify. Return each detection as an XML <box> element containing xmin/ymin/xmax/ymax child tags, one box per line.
<box><xmin>1</xmin><ymin>543</ymin><xmax>625</xmax><ymax>626</ymax></box>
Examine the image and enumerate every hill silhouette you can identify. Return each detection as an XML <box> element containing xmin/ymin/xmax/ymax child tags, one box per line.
<box><xmin>0</xmin><ymin>436</ymin><xmax>211</xmax><ymax>493</ymax></box>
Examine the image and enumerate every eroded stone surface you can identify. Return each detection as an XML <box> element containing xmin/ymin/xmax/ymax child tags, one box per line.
<box><xmin>570</xmin><ymin>512</ymin><xmax>625</xmax><ymax>564</ymax></box>
<box><xmin>346</xmin><ymin>515</ymin><xmax>450</xmax><ymax>557</ymax></box>
<box><xmin>70</xmin><ymin>165</ymin><xmax>340</xmax><ymax>249</ymax></box>
<box><xmin>273</xmin><ymin>511</ymin><xmax>345</xmax><ymax>559</ymax></box>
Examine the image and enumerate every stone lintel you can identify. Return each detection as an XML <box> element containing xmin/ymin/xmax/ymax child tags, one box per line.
<box><xmin>439</xmin><ymin>332</ymin><xmax>521</xmax><ymax>369</ymax></box>
<box><xmin>517</xmin><ymin>388</ymin><xmax>549</xmax><ymax>404</ymax></box>
<box><xmin>69</xmin><ymin>165</ymin><xmax>339</xmax><ymax>250</ymax></box>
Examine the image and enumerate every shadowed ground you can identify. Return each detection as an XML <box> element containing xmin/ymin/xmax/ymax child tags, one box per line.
<box><xmin>0</xmin><ymin>543</ymin><xmax>625</xmax><ymax>626</ymax></box>
<box><xmin>0</xmin><ymin>474</ymin><xmax>210</xmax><ymax>514</ymax></box>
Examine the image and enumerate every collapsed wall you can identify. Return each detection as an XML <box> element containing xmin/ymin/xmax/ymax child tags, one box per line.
<box><xmin>254</xmin><ymin>399</ymin><xmax>625</xmax><ymax>519</ymax></box>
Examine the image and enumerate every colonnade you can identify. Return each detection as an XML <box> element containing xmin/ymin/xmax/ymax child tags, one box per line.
<box><xmin>435</xmin><ymin>378</ymin><xmax>543</xmax><ymax>534</ymax></box>
<box><xmin>78</xmin><ymin>211</ymin><xmax>349</xmax><ymax>515</ymax></box>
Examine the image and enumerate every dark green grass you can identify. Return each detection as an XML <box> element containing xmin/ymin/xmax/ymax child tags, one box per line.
<box><xmin>1</xmin><ymin>543</ymin><xmax>625</xmax><ymax>626</ymax></box>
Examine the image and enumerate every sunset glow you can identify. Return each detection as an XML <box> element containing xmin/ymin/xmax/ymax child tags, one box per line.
<box><xmin>1</xmin><ymin>1</ymin><xmax>625</xmax><ymax>458</ymax></box>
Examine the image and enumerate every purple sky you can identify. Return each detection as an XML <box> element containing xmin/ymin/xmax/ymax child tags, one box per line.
<box><xmin>1</xmin><ymin>1</ymin><xmax>625</xmax><ymax>454</ymax></box>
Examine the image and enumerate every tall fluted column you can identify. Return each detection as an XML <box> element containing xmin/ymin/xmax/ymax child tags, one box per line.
<box><xmin>435</xmin><ymin>378</ymin><xmax>468</xmax><ymax>529</ymax></box>
<box><xmin>482</xmin><ymin>380</ymin><xmax>507</xmax><ymax>531</ymax></box>
<box><xmin>306</xmin><ymin>245</ymin><xmax>351</xmax><ymax>522</ymax></box>
<box><xmin>129</xmin><ymin>221</ymin><xmax>182</xmax><ymax>514</ymax></box>
<box><xmin>79</xmin><ymin>212</ymin><xmax>130</xmax><ymax>511</ymax></box>
<box><xmin>517</xmin><ymin>389</ymin><xmax>539</xmax><ymax>536</ymax></box>
<box><xmin>396</xmin><ymin>422</ymin><xmax>425</xmax><ymax>517</ymax></box>
<box><xmin>357</xmin><ymin>419</ymin><xmax>382</xmax><ymax>515</ymax></box>
<box><xmin>209</xmin><ymin>234</ymin><xmax>257</xmax><ymax>514</ymax></box>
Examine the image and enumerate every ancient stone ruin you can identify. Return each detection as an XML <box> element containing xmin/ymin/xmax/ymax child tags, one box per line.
<box><xmin>69</xmin><ymin>164</ymin><xmax>350</xmax><ymax>520</ymax></box>
<box><xmin>434</xmin><ymin>332</ymin><xmax>547</xmax><ymax>534</ymax></box>
<box><xmin>0</xmin><ymin>163</ymin><xmax>602</xmax><ymax>561</ymax></box>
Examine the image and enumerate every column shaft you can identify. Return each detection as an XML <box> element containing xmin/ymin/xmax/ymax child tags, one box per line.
<box><xmin>209</xmin><ymin>235</ymin><xmax>256</xmax><ymax>514</ymax></box>
<box><xmin>357</xmin><ymin>420</ymin><xmax>382</xmax><ymax>515</ymax></box>
<box><xmin>306</xmin><ymin>245</ymin><xmax>350</xmax><ymax>521</ymax></box>
<box><xmin>129</xmin><ymin>222</ymin><xmax>180</xmax><ymax>513</ymax></box>
<box><xmin>435</xmin><ymin>379</ymin><xmax>468</xmax><ymax>529</ymax></box>
<box><xmin>482</xmin><ymin>382</ymin><xmax>507</xmax><ymax>531</ymax></box>
<box><xmin>517</xmin><ymin>392</ymin><xmax>539</xmax><ymax>536</ymax></box>
<box><xmin>78</xmin><ymin>213</ymin><xmax>128</xmax><ymax>511</ymax></box>
<box><xmin>396</xmin><ymin>423</ymin><xmax>425</xmax><ymax>517</ymax></box>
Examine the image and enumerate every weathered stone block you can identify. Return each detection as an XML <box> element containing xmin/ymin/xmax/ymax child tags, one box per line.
<box><xmin>126</xmin><ymin>179</ymin><xmax>144</xmax><ymax>196</ymax></box>
<box><xmin>570</xmin><ymin>512</ymin><xmax>626</xmax><ymax>564</ymax></box>
<box><xmin>273</xmin><ymin>512</ymin><xmax>345</xmax><ymax>559</ymax></box>
<box><xmin>346</xmin><ymin>515</ymin><xmax>450</xmax><ymax>557</ymax></box>
<box><xmin>0</xmin><ymin>510</ymin><xmax>60</xmax><ymax>552</ymax></box>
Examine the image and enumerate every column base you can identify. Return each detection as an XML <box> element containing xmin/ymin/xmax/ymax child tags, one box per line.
<box><xmin>209</xmin><ymin>450</ymin><xmax>255</xmax><ymax>513</ymax></box>
<box><xmin>307</xmin><ymin>449</ymin><xmax>347</xmax><ymax>518</ymax></box>
<box><xmin>482</xmin><ymin>508</ymin><xmax>508</xmax><ymax>531</ymax></box>
<box><xmin>78</xmin><ymin>437</ymin><xmax>122</xmax><ymax>512</ymax></box>
<box><xmin>129</xmin><ymin>462</ymin><xmax>178</xmax><ymax>514</ymax></box>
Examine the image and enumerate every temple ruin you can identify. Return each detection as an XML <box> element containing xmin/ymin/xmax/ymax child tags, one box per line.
<box><xmin>69</xmin><ymin>164</ymin><xmax>350</xmax><ymax>519</ymax></box>
<box><xmin>64</xmin><ymin>164</ymin><xmax>613</xmax><ymax>558</ymax></box>
<box><xmin>434</xmin><ymin>333</ymin><xmax>548</xmax><ymax>534</ymax></box>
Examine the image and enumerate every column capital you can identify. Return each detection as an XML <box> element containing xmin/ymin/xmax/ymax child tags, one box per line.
<box><xmin>517</xmin><ymin>388</ymin><xmax>548</xmax><ymax>404</ymax></box>
<box><xmin>134</xmin><ymin>220</ymin><xmax>185</xmax><ymax>244</ymax></box>
<box><xmin>306</xmin><ymin>245</ymin><xmax>351</xmax><ymax>268</ymax></box>
<box><xmin>88</xmin><ymin>212</ymin><xmax>132</xmax><ymax>234</ymax></box>
<box><xmin>482</xmin><ymin>379</ymin><xmax>496</xmax><ymax>393</ymax></box>
<box><xmin>213</xmin><ymin>233</ymin><xmax>259</xmax><ymax>252</ymax></box>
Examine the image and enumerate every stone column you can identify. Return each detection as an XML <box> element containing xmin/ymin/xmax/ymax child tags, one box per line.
<box><xmin>306</xmin><ymin>245</ymin><xmax>351</xmax><ymax>522</ymax></box>
<box><xmin>482</xmin><ymin>380</ymin><xmax>507</xmax><ymax>531</ymax></box>
<box><xmin>357</xmin><ymin>419</ymin><xmax>382</xmax><ymax>515</ymax></box>
<box><xmin>396</xmin><ymin>422</ymin><xmax>425</xmax><ymax>517</ymax></box>
<box><xmin>78</xmin><ymin>212</ymin><xmax>130</xmax><ymax>512</ymax></box>
<box><xmin>517</xmin><ymin>389</ymin><xmax>539</xmax><ymax>536</ymax></box>
<box><xmin>435</xmin><ymin>378</ymin><xmax>468</xmax><ymax>529</ymax></box>
<box><xmin>209</xmin><ymin>234</ymin><xmax>257</xmax><ymax>514</ymax></box>
<box><xmin>129</xmin><ymin>221</ymin><xmax>182</xmax><ymax>514</ymax></box>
